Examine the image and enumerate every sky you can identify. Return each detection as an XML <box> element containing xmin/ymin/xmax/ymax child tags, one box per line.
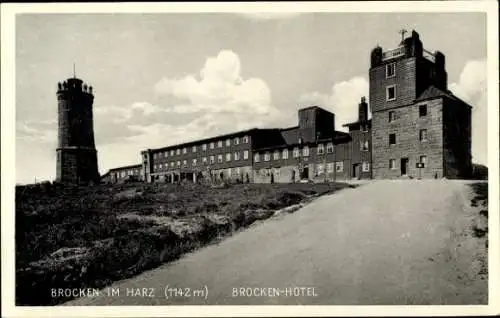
<box><xmin>15</xmin><ymin>12</ymin><xmax>487</xmax><ymax>185</ymax></box>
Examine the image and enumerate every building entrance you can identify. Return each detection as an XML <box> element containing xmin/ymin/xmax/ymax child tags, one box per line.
<box><xmin>401</xmin><ymin>158</ymin><xmax>409</xmax><ymax>176</ymax></box>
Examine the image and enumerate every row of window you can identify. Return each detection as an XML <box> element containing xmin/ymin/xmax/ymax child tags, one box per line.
<box><xmin>388</xmin><ymin>105</ymin><xmax>428</xmax><ymax>122</ymax></box>
<box><xmin>115</xmin><ymin>169</ymin><xmax>141</xmax><ymax>178</ymax></box>
<box><xmin>389</xmin><ymin>129</ymin><xmax>428</xmax><ymax>145</ymax></box>
<box><xmin>388</xmin><ymin>156</ymin><xmax>427</xmax><ymax>169</ymax></box>
<box><xmin>153</xmin><ymin>150</ymin><xmax>250</xmax><ymax>171</ymax></box>
<box><xmin>254</xmin><ymin>147</ymin><xmax>309</xmax><ymax>162</ymax></box>
<box><xmin>257</xmin><ymin>161</ymin><xmax>370</xmax><ymax>176</ymax></box>
<box><xmin>151</xmin><ymin>136</ymin><xmax>249</xmax><ymax>159</ymax></box>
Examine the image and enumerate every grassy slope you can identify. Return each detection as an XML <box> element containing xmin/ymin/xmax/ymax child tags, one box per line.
<box><xmin>15</xmin><ymin>181</ymin><xmax>350</xmax><ymax>306</ymax></box>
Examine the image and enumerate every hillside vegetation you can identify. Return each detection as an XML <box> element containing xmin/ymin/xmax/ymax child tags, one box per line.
<box><xmin>16</xmin><ymin>181</ymin><xmax>350</xmax><ymax>306</ymax></box>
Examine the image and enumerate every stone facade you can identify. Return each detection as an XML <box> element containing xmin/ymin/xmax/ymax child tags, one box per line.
<box><xmin>369</xmin><ymin>30</ymin><xmax>471</xmax><ymax>179</ymax></box>
<box><xmin>372</xmin><ymin>98</ymin><xmax>444</xmax><ymax>179</ymax></box>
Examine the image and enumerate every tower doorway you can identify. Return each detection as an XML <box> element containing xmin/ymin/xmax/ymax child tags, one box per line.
<box><xmin>401</xmin><ymin>158</ymin><xmax>409</xmax><ymax>176</ymax></box>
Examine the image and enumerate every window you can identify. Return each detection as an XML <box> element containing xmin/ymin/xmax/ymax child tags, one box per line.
<box><xmin>202</xmin><ymin>144</ymin><xmax>207</xmax><ymax>151</ymax></box>
<box><xmin>243</xmin><ymin>150</ymin><xmax>249</xmax><ymax>160</ymax></box>
<box><xmin>176</xmin><ymin>149</ymin><xmax>181</xmax><ymax>155</ymax></box>
<box><xmin>171</xmin><ymin>162</ymin><xmax>174</xmax><ymax>167</ymax></box>
<box><xmin>327</xmin><ymin>163</ymin><xmax>334</xmax><ymax>173</ymax></box>
<box><xmin>153</xmin><ymin>153</ymin><xmax>158</xmax><ymax>159</ymax></box>
<box><xmin>164</xmin><ymin>151</ymin><xmax>168</xmax><ymax>158</ymax></box>
<box><xmin>234</xmin><ymin>137</ymin><xmax>239</xmax><ymax>145</ymax></box>
<box><xmin>293</xmin><ymin>147</ymin><xmax>300</xmax><ymax>158</ymax></box>
<box><xmin>389</xmin><ymin>159</ymin><xmax>396</xmax><ymax>169</ymax></box>
<box><xmin>170</xmin><ymin>150</ymin><xmax>174</xmax><ymax>156</ymax></box>
<box><xmin>234</xmin><ymin>152</ymin><xmax>240</xmax><ymax>161</ymax></box>
<box><xmin>326</xmin><ymin>143</ymin><xmax>334</xmax><ymax>153</ymax></box>
<box><xmin>159</xmin><ymin>163</ymin><xmax>163</xmax><ymax>170</ymax></box>
<box><xmin>335</xmin><ymin>161</ymin><xmax>343</xmax><ymax>173</ymax></box>
<box><xmin>389</xmin><ymin>133</ymin><xmax>396</xmax><ymax>145</ymax></box>
<box><xmin>273</xmin><ymin>151</ymin><xmax>280</xmax><ymax>160</ymax></box>
<box><xmin>386</xmin><ymin>85</ymin><xmax>396</xmax><ymax>101</ymax></box>
<box><xmin>210</xmin><ymin>156</ymin><xmax>215</xmax><ymax>164</ymax></box>
<box><xmin>182</xmin><ymin>160</ymin><xmax>187</xmax><ymax>166</ymax></box>
<box><xmin>218</xmin><ymin>141</ymin><xmax>223</xmax><ymax>148</ymax></box>
<box><xmin>419</xmin><ymin>129</ymin><xmax>428</xmax><ymax>141</ymax></box>
<box><xmin>386</xmin><ymin>63</ymin><xmax>396</xmax><ymax>78</ymax></box>
<box><xmin>362</xmin><ymin>162</ymin><xmax>370</xmax><ymax>172</ymax></box>
<box><xmin>210</xmin><ymin>142</ymin><xmax>215</xmax><ymax>149</ymax></box>
<box><xmin>317</xmin><ymin>164</ymin><xmax>324</xmax><ymax>175</ymax></box>
<box><xmin>192</xmin><ymin>159</ymin><xmax>197</xmax><ymax>166</ymax></box>
<box><xmin>264</xmin><ymin>152</ymin><xmax>271</xmax><ymax>161</ymax></box>
<box><xmin>177</xmin><ymin>161</ymin><xmax>181</xmax><ymax>167</ymax></box>
<box><xmin>121</xmin><ymin>171</ymin><xmax>126</xmax><ymax>177</ymax></box>
<box><xmin>217</xmin><ymin>155</ymin><xmax>223</xmax><ymax>163</ymax></box>
<box><xmin>282</xmin><ymin>149</ymin><xmax>289</xmax><ymax>159</ymax></box>
<box><xmin>420</xmin><ymin>155</ymin><xmax>427</xmax><ymax>165</ymax></box>
<box><xmin>202</xmin><ymin>157</ymin><xmax>207</xmax><ymax>165</ymax></box>
<box><xmin>192</xmin><ymin>146</ymin><xmax>197</xmax><ymax>153</ymax></box>
<box><xmin>360</xmin><ymin>140</ymin><xmax>369</xmax><ymax>151</ymax></box>
<box><xmin>242</xmin><ymin>136</ymin><xmax>249</xmax><ymax>144</ymax></box>
<box><xmin>183</xmin><ymin>148</ymin><xmax>187</xmax><ymax>154</ymax></box>
<box><xmin>226</xmin><ymin>139</ymin><xmax>231</xmax><ymax>147</ymax></box>
<box><xmin>254</xmin><ymin>153</ymin><xmax>260</xmax><ymax>162</ymax></box>
<box><xmin>317</xmin><ymin>144</ymin><xmax>325</xmax><ymax>155</ymax></box>
<box><xmin>419</xmin><ymin>104</ymin><xmax>427</xmax><ymax>117</ymax></box>
<box><xmin>303</xmin><ymin>146</ymin><xmax>310</xmax><ymax>157</ymax></box>
<box><xmin>226</xmin><ymin>153</ymin><xmax>231</xmax><ymax>162</ymax></box>
<box><xmin>389</xmin><ymin>111</ymin><xmax>396</xmax><ymax>122</ymax></box>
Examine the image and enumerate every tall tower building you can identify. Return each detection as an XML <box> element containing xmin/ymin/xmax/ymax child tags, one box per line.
<box><xmin>369</xmin><ymin>30</ymin><xmax>472</xmax><ymax>179</ymax></box>
<box><xmin>56</xmin><ymin>77</ymin><xmax>100</xmax><ymax>184</ymax></box>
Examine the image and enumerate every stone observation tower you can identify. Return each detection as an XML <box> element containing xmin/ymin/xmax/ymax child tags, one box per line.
<box><xmin>56</xmin><ymin>76</ymin><xmax>100</xmax><ymax>184</ymax></box>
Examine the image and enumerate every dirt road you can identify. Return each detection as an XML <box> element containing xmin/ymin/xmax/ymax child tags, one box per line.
<box><xmin>64</xmin><ymin>180</ymin><xmax>487</xmax><ymax>305</ymax></box>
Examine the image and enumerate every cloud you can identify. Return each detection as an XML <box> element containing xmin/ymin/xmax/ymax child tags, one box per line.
<box><xmin>16</xmin><ymin>120</ymin><xmax>57</xmax><ymax>144</ymax></box>
<box><xmin>449</xmin><ymin>59</ymin><xmax>487</xmax><ymax>165</ymax></box>
<box><xmin>236</xmin><ymin>13</ymin><xmax>303</xmax><ymax>20</ymax></box>
<box><xmin>300</xmin><ymin>76</ymin><xmax>369</xmax><ymax>131</ymax></box>
<box><xmin>155</xmin><ymin>50</ymin><xmax>279</xmax><ymax>118</ymax></box>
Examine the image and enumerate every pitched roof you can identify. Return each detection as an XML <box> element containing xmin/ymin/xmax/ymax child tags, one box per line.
<box><xmin>415</xmin><ymin>85</ymin><xmax>472</xmax><ymax>108</ymax></box>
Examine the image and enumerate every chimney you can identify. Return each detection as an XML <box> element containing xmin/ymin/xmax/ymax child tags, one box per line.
<box><xmin>358</xmin><ymin>96</ymin><xmax>368</xmax><ymax>122</ymax></box>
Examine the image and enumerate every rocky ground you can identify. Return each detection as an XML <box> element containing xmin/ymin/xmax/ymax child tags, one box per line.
<box><xmin>15</xmin><ymin>181</ymin><xmax>350</xmax><ymax>306</ymax></box>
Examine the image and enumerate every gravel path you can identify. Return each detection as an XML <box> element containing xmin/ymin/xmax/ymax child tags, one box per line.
<box><xmin>64</xmin><ymin>180</ymin><xmax>487</xmax><ymax>305</ymax></box>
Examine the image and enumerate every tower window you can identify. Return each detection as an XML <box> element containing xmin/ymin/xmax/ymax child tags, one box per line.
<box><xmin>420</xmin><ymin>155</ymin><xmax>427</xmax><ymax>166</ymax></box>
<box><xmin>389</xmin><ymin>159</ymin><xmax>396</xmax><ymax>169</ymax></box>
<box><xmin>419</xmin><ymin>104</ymin><xmax>428</xmax><ymax>117</ymax></box>
<box><xmin>386</xmin><ymin>63</ymin><xmax>396</xmax><ymax>78</ymax></box>
<box><xmin>386</xmin><ymin>85</ymin><xmax>396</xmax><ymax>101</ymax></box>
<box><xmin>389</xmin><ymin>133</ymin><xmax>396</xmax><ymax>145</ymax></box>
<box><xmin>389</xmin><ymin>111</ymin><xmax>396</xmax><ymax>122</ymax></box>
<box><xmin>419</xmin><ymin>129</ymin><xmax>428</xmax><ymax>141</ymax></box>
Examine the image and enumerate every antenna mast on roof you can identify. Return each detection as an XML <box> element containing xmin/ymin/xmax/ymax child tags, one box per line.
<box><xmin>73</xmin><ymin>62</ymin><xmax>76</xmax><ymax>78</ymax></box>
<box><xmin>399</xmin><ymin>28</ymin><xmax>407</xmax><ymax>42</ymax></box>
